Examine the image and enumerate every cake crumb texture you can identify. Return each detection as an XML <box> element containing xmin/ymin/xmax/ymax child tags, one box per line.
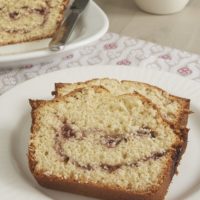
<box><xmin>29</xmin><ymin>85</ymin><xmax>189</xmax><ymax>200</ymax></box>
<box><xmin>54</xmin><ymin>78</ymin><xmax>190</xmax><ymax>128</ymax></box>
<box><xmin>0</xmin><ymin>0</ymin><xmax>69</xmax><ymax>45</ymax></box>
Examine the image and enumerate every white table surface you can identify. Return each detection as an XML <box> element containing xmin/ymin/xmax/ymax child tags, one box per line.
<box><xmin>94</xmin><ymin>0</ymin><xmax>200</xmax><ymax>54</ymax></box>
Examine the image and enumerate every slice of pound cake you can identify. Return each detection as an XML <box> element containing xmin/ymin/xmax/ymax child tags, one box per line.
<box><xmin>29</xmin><ymin>86</ymin><xmax>188</xmax><ymax>200</ymax></box>
<box><xmin>54</xmin><ymin>78</ymin><xmax>190</xmax><ymax>128</ymax></box>
<box><xmin>0</xmin><ymin>0</ymin><xmax>69</xmax><ymax>46</ymax></box>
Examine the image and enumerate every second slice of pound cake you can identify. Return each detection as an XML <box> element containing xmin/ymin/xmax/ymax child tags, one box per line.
<box><xmin>0</xmin><ymin>0</ymin><xmax>69</xmax><ymax>46</ymax></box>
<box><xmin>29</xmin><ymin>86</ymin><xmax>187</xmax><ymax>200</ymax></box>
<box><xmin>54</xmin><ymin>78</ymin><xmax>190</xmax><ymax>129</ymax></box>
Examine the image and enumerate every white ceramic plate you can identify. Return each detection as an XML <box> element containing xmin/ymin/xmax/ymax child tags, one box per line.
<box><xmin>0</xmin><ymin>1</ymin><xmax>109</xmax><ymax>68</ymax></box>
<box><xmin>0</xmin><ymin>65</ymin><xmax>200</xmax><ymax>200</ymax></box>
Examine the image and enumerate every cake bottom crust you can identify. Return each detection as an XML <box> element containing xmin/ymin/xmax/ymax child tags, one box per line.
<box><xmin>31</xmin><ymin>144</ymin><xmax>186</xmax><ymax>200</ymax></box>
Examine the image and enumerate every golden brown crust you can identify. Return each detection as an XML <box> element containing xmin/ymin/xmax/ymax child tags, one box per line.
<box><xmin>29</xmin><ymin>142</ymin><xmax>37</xmax><ymax>174</ymax></box>
<box><xmin>29</xmin><ymin>101</ymin><xmax>38</xmax><ymax>174</ymax></box>
<box><xmin>176</xmin><ymin>98</ymin><xmax>190</xmax><ymax>128</ymax></box>
<box><xmin>173</xmin><ymin>128</ymin><xmax>189</xmax><ymax>172</ymax></box>
<box><xmin>0</xmin><ymin>0</ymin><xmax>69</xmax><ymax>46</ymax></box>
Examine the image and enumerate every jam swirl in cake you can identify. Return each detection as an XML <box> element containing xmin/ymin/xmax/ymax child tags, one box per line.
<box><xmin>53</xmin><ymin>123</ymin><xmax>166</xmax><ymax>173</ymax></box>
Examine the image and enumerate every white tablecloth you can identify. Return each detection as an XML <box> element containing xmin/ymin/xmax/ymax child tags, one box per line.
<box><xmin>1</xmin><ymin>32</ymin><xmax>200</xmax><ymax>94</ymax></box>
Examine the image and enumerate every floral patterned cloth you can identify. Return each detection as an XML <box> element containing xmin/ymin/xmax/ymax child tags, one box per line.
<box><xmin>1</xmin><ymin>32</ymin><xmax>200</xmax><ymax>95</ymax></box>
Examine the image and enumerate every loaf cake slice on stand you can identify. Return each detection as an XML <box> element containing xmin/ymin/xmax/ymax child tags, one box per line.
<box><xmin>0</xmin><ymin>0</ymin><xmax>69</xmax><ymax>46</ymax></box>
<box><xmin>29</xmin><ymin>86</ymin><xmax>187</xmax><ymax>200</ymax></box>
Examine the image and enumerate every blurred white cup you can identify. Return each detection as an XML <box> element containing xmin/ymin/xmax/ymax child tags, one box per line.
<box><xmin>135</xmin><ymin>0</ymin><xmax>190</xmax><ymax>14</ymax></box>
